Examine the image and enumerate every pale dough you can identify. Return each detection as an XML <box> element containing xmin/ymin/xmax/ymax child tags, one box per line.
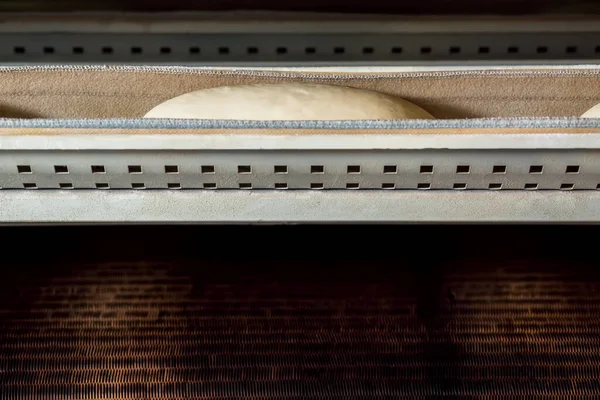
<box><xmin>581</xmin><ymin>103</ymin><xmax>600</xmax><ymax>118</ymax></box>
<box><xmin>143</xmin><ymin>83</ymin><xmax>434</xmax><ymax>120</ymax></box>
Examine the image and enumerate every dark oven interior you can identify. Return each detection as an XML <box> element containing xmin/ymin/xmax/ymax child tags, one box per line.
<box><xmin>1</xmin><ymin>225</ymin><xmax>598</xmax><ymax>399</ymax></box>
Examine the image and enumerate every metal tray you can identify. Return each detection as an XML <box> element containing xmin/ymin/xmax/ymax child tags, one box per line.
<box><xmin>0</xmin><ymin>13</ymin><xmax>598</xmax><ymax>224</ymax></box>
<box><xmin>1</xmin><ymin>118</ymin><xmax>600</xmax><ymax>224</ymax></box>
<box><xmin>1</xmin><ymin>14</ymin><xmax>600</xmax><ymax>65</ymax></box>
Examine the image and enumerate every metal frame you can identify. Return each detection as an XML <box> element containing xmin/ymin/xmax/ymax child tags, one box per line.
<box><xmin>2</xmin><ymin>32</ymin><xmax>600</xmax><ymax>65</ymax></box>
<box><xmin>1</xmin><ymin>131</ymin><xmax>600</xmax><ymax>223</ymax></box>
<box><xmin>1</xmin><ymin>15</ymin><xmax>600</xmax><ymax>64</ymax></box>
<box><xmin>1</xmin><ymin>190</ymin><xmax>597</xmax><ymax>224</ymax></box>
<box><xmin>0</xmin><ymin>14</ymin><xmax>598</xmax><ymax>222</ymax></box>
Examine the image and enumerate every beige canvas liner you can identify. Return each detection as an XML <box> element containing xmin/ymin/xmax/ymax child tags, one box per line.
<box><xmin>1</xmin><ymin>66</ymin><xmax>600</xmax><ymax>124</ymax></box>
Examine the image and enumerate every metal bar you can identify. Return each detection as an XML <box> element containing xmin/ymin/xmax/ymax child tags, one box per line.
<box><xmin>1</xmin><ymin>30</ymin><xmax>600</xmax><ymax>64</ymax></box>
<box><xmin>0</xmin><ymin>190</ymin><xmax>596</xmax><ymax>224</ymax></box>
<box><xmin>2</xmin><ymin>133</ymin><xmax>600</xmax><ymax>151</ymax></box>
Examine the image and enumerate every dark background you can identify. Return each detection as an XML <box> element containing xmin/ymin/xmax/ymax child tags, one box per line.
<box><xmin>2</xmin><ymin>225</ymin><xmax>600</xmax><ymax>398</ymax></box>
<box><xmin>0</xmin><ymin>224</ymin><xmax>593</xmax><ymax>264</ymax></box>
<box><xmin>0</xmin><ymin>0</ymin><xmax>599</xmax><ymax>15</ymax></box>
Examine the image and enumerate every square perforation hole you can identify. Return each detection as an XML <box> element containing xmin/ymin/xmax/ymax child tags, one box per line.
<box><xmin>383</xmin><ymin>165</ymin><xmax>397</xmax><ymax>174</ymax></box>
<box><xmin>529</xmin><ymin>165</ymin><xmax>543</xmax><ymax>174</ymax></box>
<box><xmin>203</xmin><ymin>183</ymin><xmax>217</xmax><ymax>189</ymax></box>
<box><xmin>305</xmin><ymin>47</ymin><xmax>317</xmax><ymax>54</ymax></box>
<box><xmin>453</xmin><ymin>183</ymin><xmax>467</xmax><ymax>190</ymax></box>
<box><xmin>391</xmin><ymin>47</ymin><xmax>403</xmax><ymax>54</ymax></box>
<box><xmin>566</xmin><ymin>165</ymin><xmax>580</xmax><ymax>174</ymax></box>
<box><xmin>537</xmin><ymin>46</ymin><xmax>548</xmax><ymax>54</ymax></box>
<box><xmin>311</xmin><ymin>183</ymin><xmax>324</xmax><ymax>189</ymax></box>
<box><xmin>362</xmin><ymin>47</ymin><xmax>374</xmax><ymax>54</ymax></box>
<box><xmin>311</xmin><ymin>165</ymin><xmax>324</xmax><ymax>174</ymax></box>
<box><xmin>493</xmin><ymin>165</ymin><xmax>507</xmax><ymax>174</ymax></box>
<box><xmin>189</xmin><ymin>47</ymin><xmax>200</xmax><ymax>54</ymax></box>
<box><xmin>508</xmin><ymin>46</ymin><xmax>519</xmax><ymax>54</ymax></box>
<box><xmin>95</xmin><ymin>183</ymin><xmax>109</xmax><ymax>189</ymax></box>
<box><xmin>23</xmin><ymin>183</ymin><xmax>37</xmax><ymax>189</ymax></box>
<box><xmin>218</xmin><ymin>47</ymin><xmax>230</xmax><ymax>55</ymax></box>
<box><xmin>347</xmin><ymin>165</ymin><xmax>361</xmax><ymax>174</ymax></box>
<box><xmin>247</xmin><ymin>47</ymin><xmax>258</xmax><ymax>54</ymax></box>
<box><xmin>560</xmin><ymin>183</ymin><xmax>574</xmax><ymax>190</ymax></box>
<box><xmin>417</xmin><ymin>183</ymin><xmax>431</xmax><ymax>190</ymax></box>
<box><xmin>274</xmin><ymin>165</ymin><xmax>288</xmax><ymax>174</ymax></box>
<box><xmin>382</xmin><ymin>183</ymin><xmax>396</xmax><ymax>189</ymax></box>
<box><xmin>102</xmin><ymin>46</ymin><xmax>113</xmax><ymax>54</ymax></box>
<box><xmin>160</xmin><ymin>47</ymin><xmax>171</xmax><ymax>54</ymax></box>
<box><xmin>489</xmin><ymin>183</ymin><xmax>502</xmax><ymax>190</ymax></box>
<box><xmin>456</xmin><ymin>165</ymin><xmax>470</xmax><ymax>174</ymax></box>
<box><xmin>128</xmin><ymin>165</ymin><xmax>143</xmax><ymax>174</ymax></box>
<box><xmin>17</xmin><ymin>165</ymin><xmax>32</xmax><ymax>174</ymax></box>
<box><xmin>420</xmin><ymin>47</ymin><xmax>432</xmax><ymax>54</ymax></box>
<box><xmin>478</xmin><ymin>46</ymin><xmax>490</xmax><ymax>54</ymax></box>
<box><xmin>420</xmin><ymin>165</ymin><xmax>434</xmax><ymax>174</ymax></box>
<box><xmin>346</xmin><ymin>183</ymin><xmax>359</xmax><ymax>189</ymax></box>
<box><xmin>525</xmin><ymin>183</ymin><xmax>538</xmax><ymax>190</ymax></box>
<box><xmin>59</xmin><ymin>183</ymin><xmax>73</xmax><ymax>189</ymax></box>
<box><xmin>239</xmin><ymin>183</ymin><xmax>252</xmax><ymax>189</ymax></box>
<box><xmin>201</xmin><ymin>165</ymin><xmax>215</xmax><ymax>174</ymax></box>
<box><xmin>167</xmin><ymin>183</ymin><xmax>181</xmax><ymax>189</ymax></box>
<box><xmin>131</xmin><ymin>47</ymin><xmax>142</xmax><ymax>54</ymax></box>
<box><xmin>238</xmin><ymin>165</ymin><xmax>252</xmax><ymax>174</ymax></box>
<box><xmin>334</xmin><ymin>47</ymin><xmax>345</xmax><ymax>54</ymax></box>
<box><xmin>13</xmin><ymin>46</ymin><xmax>25</xmax><ymax>54</ymax></box>
<box><xmin>54</xmin><ymin>165</ymin><xmax>69</xmax><ymax>174</ymax></box>
<box><xmin>43</xmin><ymin>46</ymin><xmax>55</xmax><ymax>54</ymax></box>
<box><xmin>566</xmin><ymin>46</ymin><xmax>578</xmax><ymax>54</ymax></box>
<box><xmin>72</xmin><ymin>47</ymin><xmax>84</xmax><ymax>54</ymax></box>
<box><xmin>275</xmin><ymin>183</ymin><xmax>288</xmax><ymax>189</ymax></box>
<box><xmin>449</xmin><ymin>46</ymin><xmax>461</xmax><ymax>54</ymax></box>
<box><xmin>91</xmin><ymin>165</ymin><xmax>105</xmax><ymax>174</ymax></box>
<box><xmin>276</xmin><ymin>47</ymin><xmax>288</xmax><ymax>55</ymax></box>
<box><xmin>164</xmin><ymin>165</ymin><xmax>178</xmax><ymax>174</ymax></box>
<box><xmin>131</xmin><ymin>183</ymin><xmax>145</xmax><ymax>189</ymax></box>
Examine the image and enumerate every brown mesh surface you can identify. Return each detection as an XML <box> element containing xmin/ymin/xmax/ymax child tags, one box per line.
<box><xmin>0</xmin><ymin>225</ymin><xmax>599</xmax><ymax>399</ymax></box>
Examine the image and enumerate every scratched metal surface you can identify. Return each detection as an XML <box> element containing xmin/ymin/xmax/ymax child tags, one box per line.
<box><xmin>0</xmin><ymin>225</ymin><xmax>599</xmax><ymax>398</ymax></box>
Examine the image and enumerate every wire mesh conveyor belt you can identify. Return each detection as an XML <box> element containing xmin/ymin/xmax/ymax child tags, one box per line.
<box><xmin>1</xmin><ymin>226</ymin><xmax>600</xmax><ymax>399</ymax></box>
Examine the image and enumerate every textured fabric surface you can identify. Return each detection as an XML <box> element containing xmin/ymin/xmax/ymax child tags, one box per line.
<box><xmin>1</xmin><ymin>67</ymin><xmax>600</xmax><ymax>121</ymax></box>
<box><xmin>3</xmin><ymin>117</ymin><xmax>600</xmax><ymax>131</ymax></box>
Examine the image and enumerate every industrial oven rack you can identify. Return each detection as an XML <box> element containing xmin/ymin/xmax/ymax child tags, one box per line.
<box><xmin>2</xmin><ymin>13</ymin><xmax>600</xmax><ymax>224</ymax></box>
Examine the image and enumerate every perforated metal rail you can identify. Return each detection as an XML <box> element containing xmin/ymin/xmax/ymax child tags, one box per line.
<box><xmin>3</xmin><ymin>32</ymin><xmax>600</xmax><ymax>64</ymax></box>
<box><xmin>1</xmin><ymin>149</ymin><xmax>599</xmax><ymax>191</ymax></box>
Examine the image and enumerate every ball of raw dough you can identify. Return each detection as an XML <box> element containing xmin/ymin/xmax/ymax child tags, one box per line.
<box><xmin>581</xmin><ymin>103</ymin><xmax>600</xmax><ymax>118</ymax></box>
<box><xmin>143</xmin><ymin>83</ymin><xmax>434</xmax><ymax>120</ymax></box>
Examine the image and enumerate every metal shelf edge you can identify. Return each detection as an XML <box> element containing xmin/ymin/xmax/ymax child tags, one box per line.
<box><xmin>3</xmin><ymin>133</ymin><xmax>600</xmax><ymax>150</ymax></box>
<box><xmin>0</xmin><ymin>190</ymin><xmax>596</xmax><ymax>224</ymax></box>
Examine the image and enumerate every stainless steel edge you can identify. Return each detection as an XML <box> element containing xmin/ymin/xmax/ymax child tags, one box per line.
<box><xmin>0</xmin><ymin>190</ymin><xmax>596</xmax><ymax>224</ymax></box>
<box><xmin>2</xmin><ymin>133</ymin><xmax>600</xmax><ymax>151</ymax></box>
